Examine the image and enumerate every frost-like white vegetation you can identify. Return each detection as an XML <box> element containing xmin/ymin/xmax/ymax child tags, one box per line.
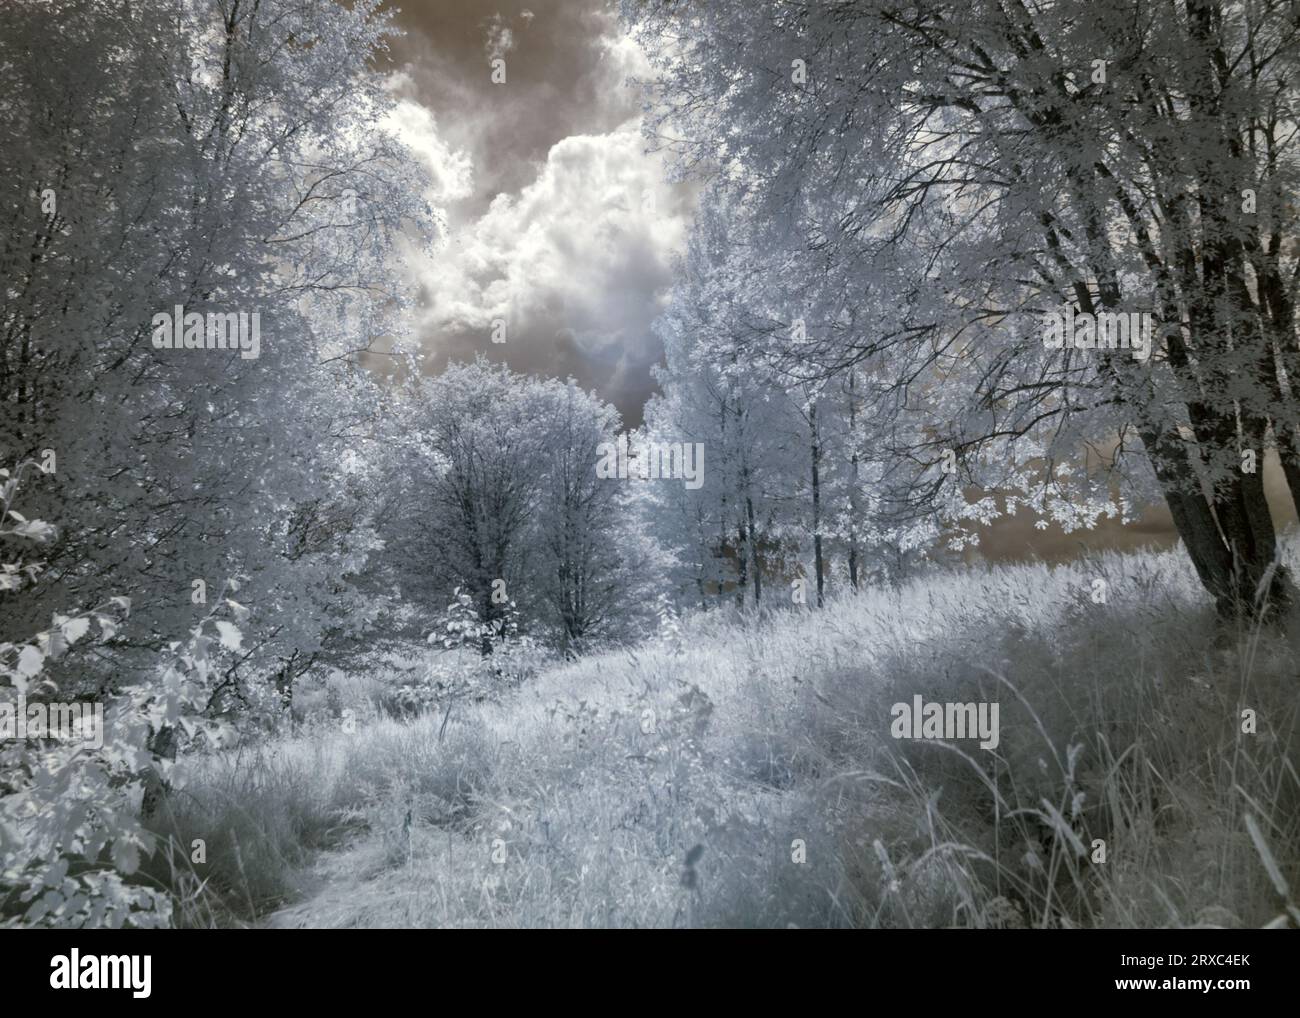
<box><xmin>165</xmin><ymin>539</ymin><xmax>1300</xmax><ymax>929</ymax></box>
<box><xmin>6</xmin><ymin>0</ymin><xmax>1300</xmax><ymax>933</ymax></box>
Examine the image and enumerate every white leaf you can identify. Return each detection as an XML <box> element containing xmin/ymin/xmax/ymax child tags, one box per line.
<box><xmin>61</xmin><ymin>617</ymin><xmax>91</xmax><ymax>645</ymax></box>
<box><xmin>17</xmin><ymin>644</ymin><xmax>44</xmax><ymax>679</ymax></box>
<box><xmin>214</xmin><ymin>621</ymin><xmax>243</xmax><ymax>651</ymax></box>
<box><xmin>12</xmin><ymin>519</ymin><xmax>55</xmax><ymax>541</ymax></box>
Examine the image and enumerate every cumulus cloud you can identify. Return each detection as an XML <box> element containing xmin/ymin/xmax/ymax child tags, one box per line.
<box><xmin>381</xmin><ymin>89</ymin><xmax>474</xmax><ymax>208</ymax></box>
<box><xmin>387</xmin><ymin>0</ymin><xmax>696</xmax><ymax>420</ymax></box>
<box><xmin>405</xmin><ymin>123</ymin><xmax>689</xmax><ymax>412</ymax></box>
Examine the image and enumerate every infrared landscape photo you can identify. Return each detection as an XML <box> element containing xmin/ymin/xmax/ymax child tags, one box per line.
<box><xmin>2</xmin><ymin>0</ymin><xmax>1300</xmax><ymax>951</ymax></box>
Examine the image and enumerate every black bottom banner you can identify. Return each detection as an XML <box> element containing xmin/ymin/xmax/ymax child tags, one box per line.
<box><xmin>0</xmin><ymin>931</ymin><xmax>1290</xmax><ymax>1006</ymax></box>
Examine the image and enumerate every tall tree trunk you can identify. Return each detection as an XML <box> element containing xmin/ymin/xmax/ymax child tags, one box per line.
<box><xmin>810</xmin><ymin>404</ymin><xmax>825</xmax><ymax>608</ymax></box>
<box><xmin>718</xmin><ymin>395</ymin><xmax>730</xmax><ymax>606</ymax></box>
<box><xmin>735</xmin><ymin>520</ymin><xmax>748</xmax><ymax>608</ymax></box>
<box><xmin>746</xmin><ymin>492</ymin><xmax>761</xmax><ymax>606</ymax></box>
<box><xmin>1061</xmin><ymin>160</ymin><xmax>1291</xmax><ymax>621</ymax></box>
<box><xmin>847</xmin><ymin>371</ymin><xmax>860</xmax><ymax>591</ymax></box>
<box><xmin>1169</xmin><ymin>0</ymin><xmax>1291</xmax><ymax>617</ymax></box>
<box><xmin>1276</xmin><ymin>423</ymin><xmax>1300</xmax><ymax>523</ymax></box>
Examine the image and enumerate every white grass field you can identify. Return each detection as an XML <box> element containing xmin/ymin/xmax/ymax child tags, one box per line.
<box><xmin>155</xmin><ymin>541</ymin><xmax>1300</xmax><ymax>929</ymax></box>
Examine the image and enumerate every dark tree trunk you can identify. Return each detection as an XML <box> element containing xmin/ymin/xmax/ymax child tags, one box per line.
<box><xmin>847</xmin><ymin>371</ymin><xmax>860</xmax><ymax>591</ymax></box>
<box><xmin>810</xmin><ymin>404</ymin><xmax>825</xmax><ymax>608</ymax></box>
<box><xmin>746</xmin><ymin>493</ymin><xmax>761</xmax><ymax>607</ymax></box>
<box><xmin>735</xmin><ymin>520</ymin><xmax>748</xmax><ymax>608</ymax></box>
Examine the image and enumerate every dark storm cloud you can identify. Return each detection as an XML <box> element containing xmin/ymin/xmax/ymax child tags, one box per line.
<box><xmin>388</xmin><ymin>1</ymin><xmax>636</xmax><ymax>209</ymax></box>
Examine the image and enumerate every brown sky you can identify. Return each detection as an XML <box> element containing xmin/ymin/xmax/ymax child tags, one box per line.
<box><xmin>963</xmin><ymin>450</ymin><xmax>1297</xmax><ymax>564</ymax></box>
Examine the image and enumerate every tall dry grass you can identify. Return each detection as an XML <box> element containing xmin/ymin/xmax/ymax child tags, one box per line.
<box><xmin>154</xmin><ymin>540</ymin><xmax>1300</xmax><ymax>927</ymax></box>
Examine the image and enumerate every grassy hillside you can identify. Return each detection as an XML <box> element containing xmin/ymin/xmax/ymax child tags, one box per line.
<box><xmin>155</xmin><ymin>541</ymin><xmax>1300</xmax><ymax>928</ymax></box>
